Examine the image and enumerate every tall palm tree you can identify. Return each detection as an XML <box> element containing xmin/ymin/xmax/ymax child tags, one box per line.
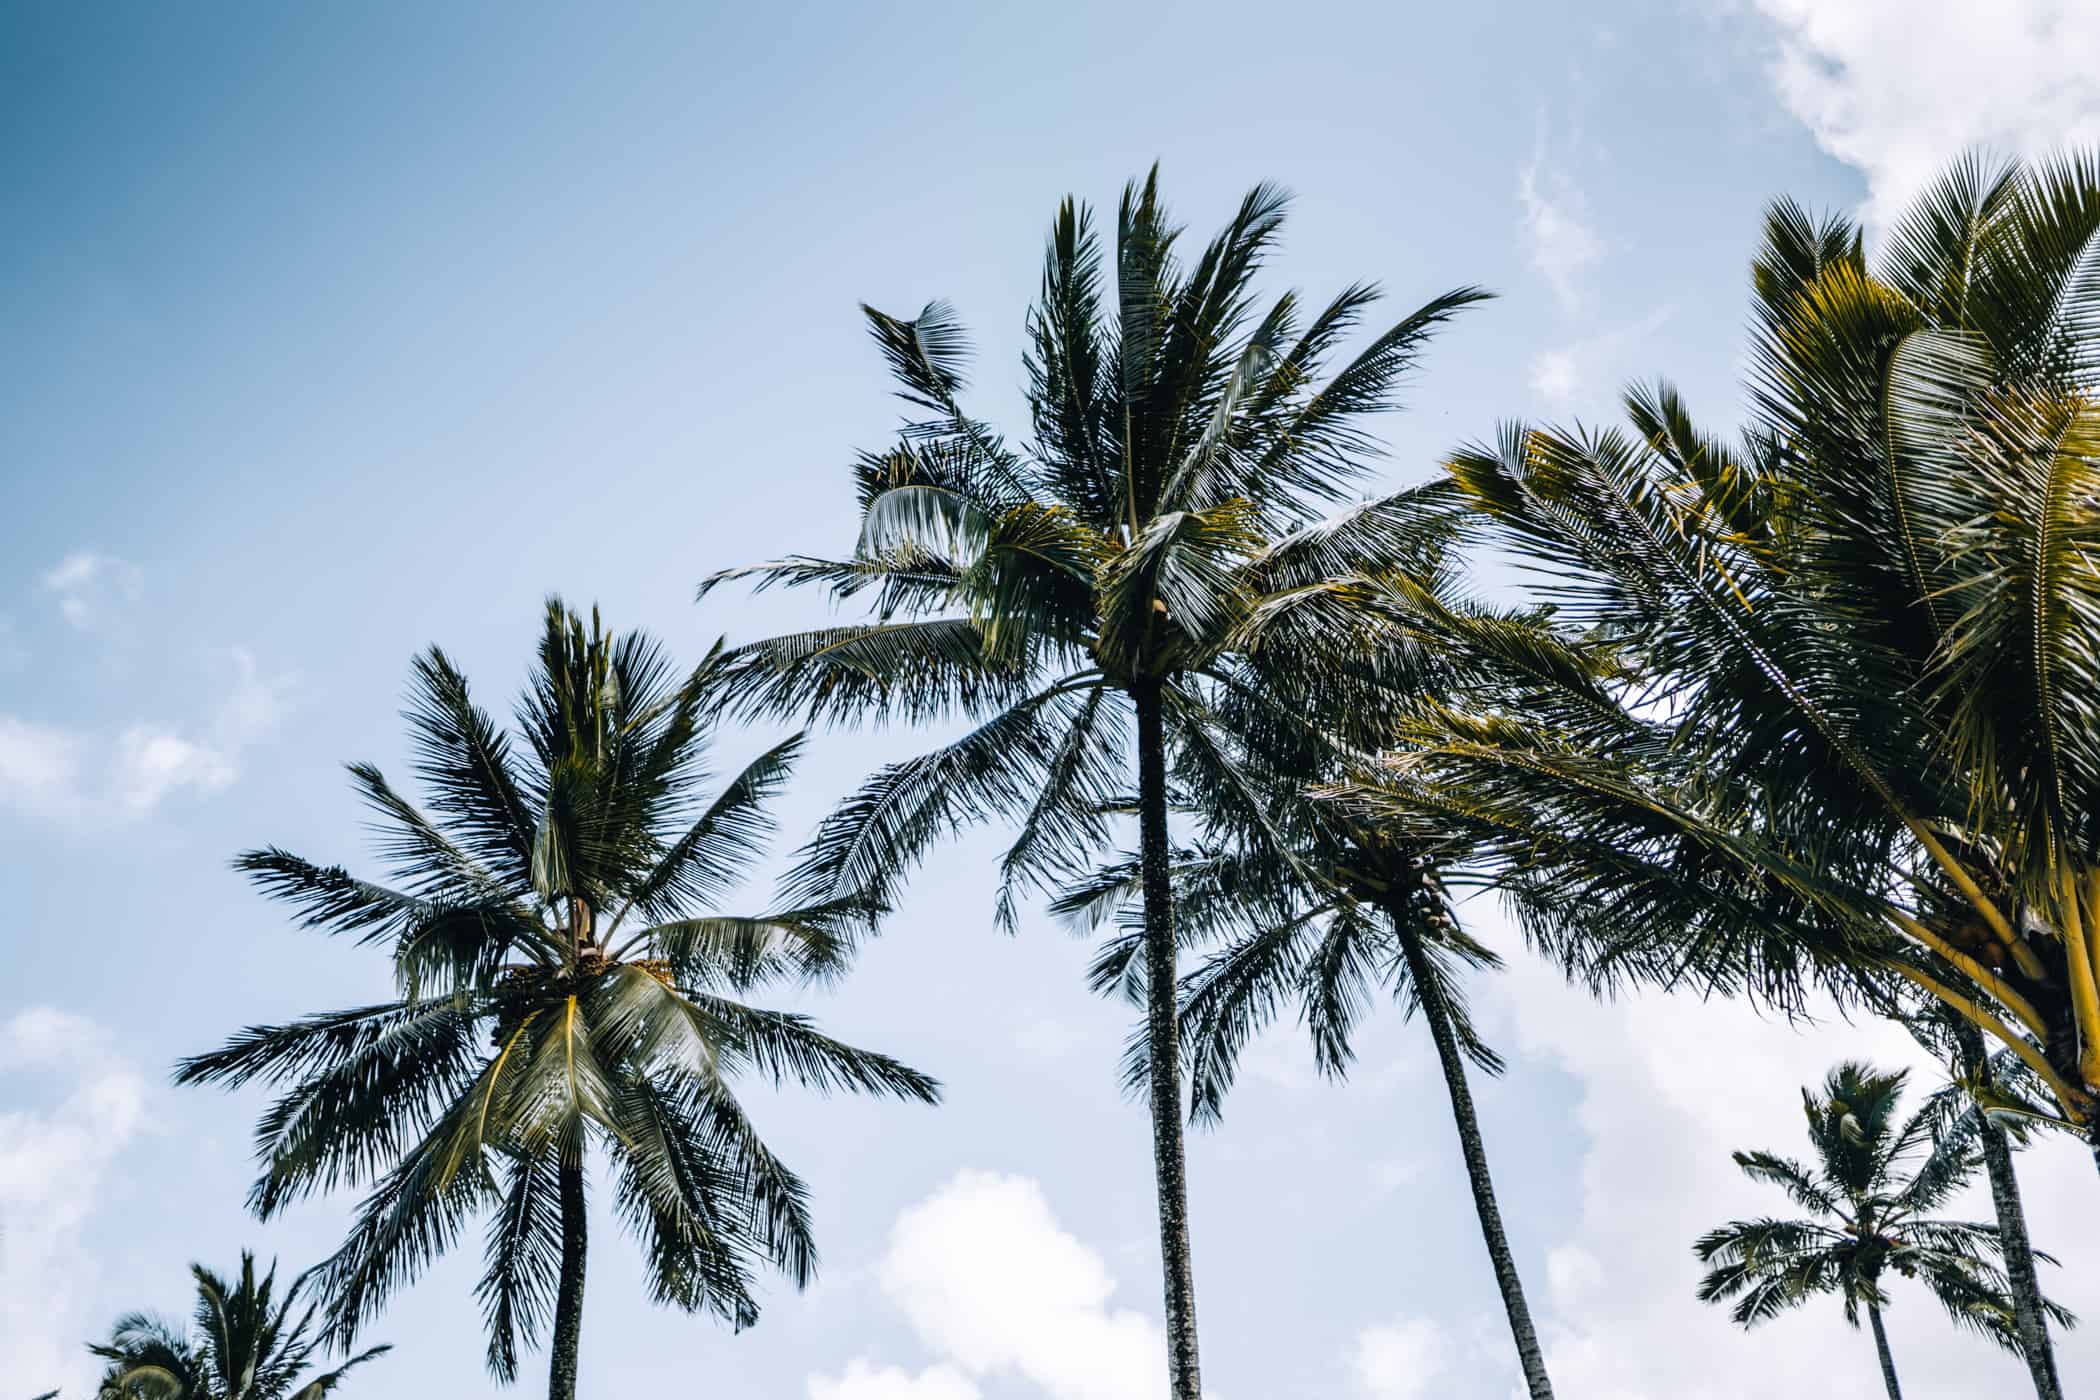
<box><xmin>177</xmin><ymin>602</ymin><xmax>938</xmax><ymax>1400</ymax></box>
<box><xmin>1054</xmin><ymin>554</ymin><xmax>1604</xmax><ymax>1400</ymax></box>
<box><xmin>1694</xmin><ymin>1062</ymin><xmax>2072</xmax><ymax>1400</ymax></box>
<box><xmin>87</xmin><ymin>1252</ymin><xmax>388</xmax><ymax>1399</ymax></box>
<box><xmin>1342</xmin><ymin>153</ymin><xmax>2100</xmax><ymax>1165</ymax></box>
<box><xmin>702</xmin><ymin>170</ymin><xmax>1487</xmax><ymax>1399</ymax></box>
<box><xmin>1065</xmin><ymin>826</ymin><xmax>1554</xmax><ymax>1397</ymax></box>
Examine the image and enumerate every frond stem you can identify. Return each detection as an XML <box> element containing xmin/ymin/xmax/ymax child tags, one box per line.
<box><xmin>1884</xmin><ymin>961</ymin><xmax>2086</xmax><ymax>1124</ymax></box>
<box><xmin>1884</xmin><ymin>909</ymin><xmax>2048</xmax><ymax>1038</ymax></box>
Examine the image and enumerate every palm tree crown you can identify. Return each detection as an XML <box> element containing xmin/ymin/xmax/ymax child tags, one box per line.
<box><xmin>177</xmin><ymin>601</ymin><xmax>937</xmax><ymax>1397</ymax></box>
<box><xmin>1346</xmin><ymin>152</ymin><xmax>2100</xmax><ymax>1148</ymax></box>
<box><xmin>705</xmin><ymin>173</ymin><xmax>1486</xmax><ymax>928</ymax></box>
<box><xmin>88</xmin><ymin>1253</ymin><xmax>388</xmax><ymax>1400</ymax></box>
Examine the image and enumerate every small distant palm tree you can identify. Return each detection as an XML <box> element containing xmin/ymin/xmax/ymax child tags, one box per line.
<box><xmin>178</xmin><ymin>602</ymin><xmax>938</xmax><ymax>1400</ymax></box>
<box><xmin>87</xmin><ymin>1252</ymin><xmax>387</xmax><ymax>1399</ymax></box>
<box><xmin>1695</xmin><ymin>1062</ymin><xmax>2073</xmax><ymax>1399</ymax></box>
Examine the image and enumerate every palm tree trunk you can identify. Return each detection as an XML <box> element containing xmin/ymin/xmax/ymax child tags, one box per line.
<box><xmin>548</xmin><ymin>1152</ymin><xmax>588</xmax><ymax>1400</ymax></box>
<box><xmin>1868</xmin><ymin>1302</ymin><xmax>1903</xmax><ymax>1400</ymax></box>
<box><xmin>1954</xmin><ymin>1024</ymin><xmax>2062</xmax><ymax>1400</ymax></box>
<box><xmin>1390</xmin><ymin>914</ymin><xmax>1555</xmax><ymax>1400</ymax></box>
<box><xmin>1133</xmin><ymin>678</ymin><xmax>1202</xmax><ymax>1400</ymax></box>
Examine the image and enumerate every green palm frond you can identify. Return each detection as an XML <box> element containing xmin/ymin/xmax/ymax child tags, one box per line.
<box><xmin>476</xmin><ymin>1146</ymin><xmax>563</xmax><ymax>1381</ymax></box>
<box><xmin>709</xmin><ymin>618</ymin><xmax>1032</xmax><ymax>727</ymax></box>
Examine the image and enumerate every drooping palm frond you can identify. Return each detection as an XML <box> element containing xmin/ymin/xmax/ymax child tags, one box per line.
<box><xmin>1384</xmin><ymin>157</ymin><xmax>2100</xmax><ymax>1129</ymax></box>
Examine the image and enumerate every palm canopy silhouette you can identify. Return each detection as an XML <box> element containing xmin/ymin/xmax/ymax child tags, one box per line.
<box><xmin>87</xmin><ymin>1252</ymin><xmax>387</xmax><ymax>1400</ymax></box>
<box><xmin>1335</xmin><ymin>152</ymin><xmax>2100</xmax><ymax>1154</ymax></box>
<box><xmin>178</xmin><ymin>601</ymin><xmax>937</xmax><ymax>1400</ymax></box>
<box><xmin>1695</xmin><ymin>1062</ymin><xmax>2073</xmax><ymax>1399</ymax></box>
<box><xmin>702</xmin><ymin>168</ymin><xmax>1487</xmax><ymax>1400</ymax></box>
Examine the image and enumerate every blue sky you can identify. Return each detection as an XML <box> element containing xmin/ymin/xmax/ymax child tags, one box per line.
<box><xmin>6</xmin><ymin>3</ymin><xmax>2100</xmax><ymax>1397</ymax></box>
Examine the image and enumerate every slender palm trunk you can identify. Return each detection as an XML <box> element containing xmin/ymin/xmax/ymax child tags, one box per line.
<box><xmin>1868</xmin><ymin>1302</ymin><xmax>1903</xmax><ymax>1400</ymax></box>
<box><xmin>1133</xmin><ymin>679</ymin><xmax>1202</xmax><ymax>1400</ymax></box>
<box><xmin>1390</xmin><ymin>914</ymin><xmax>1555</xmax><ymax>1400</ymax></box>
<box><xmin>549</xmin><ymin>1153</ymin><xmax>588</xmax><ymax>1400</ymax></box>
<box><xmin>1954</xmin><ymin>1025</ymin><xmax>2062</xmax><ymax>1399</ymax></box>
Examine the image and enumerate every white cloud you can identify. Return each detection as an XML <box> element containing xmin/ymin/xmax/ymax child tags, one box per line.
<box><xmin>1518</xmin><ymin>124</ymin><xmax>1603</xmax><ymax>313</ymax></box>
<box><xmin>0</xmin><ymin>647</ymin><xmax>288</xmax><ymax>822</ymax></box>
<box><xmin>1529</xmin><ymin>349</ymin><xmax>1581</xmax><ymax>405</ymax></box>
<box><xmin>0</xmin><ymin>715</ymin><xmax>85</xmax><ymax>812</ymax></box>
<box><xmin>0</xmin><ymin>1008</ymin><xmax>149</xmax><ymax>1396</ymax></box>
<box><xmin>1487</xmin><ymin>922</ymin><xmax>2100</xmax><ymax>1399</ymax></box>
<box><xmin>41</xmin><ymin>550</ymin><xmax>144</xmax><ymax>631</ymax></box>
<box><xmin>811</xmin><ymin>1170</ymin><xmax>1167</xmax><ymax>1400</ymax></box>
<box><xmin>111</xmin><ymin>723</ymin><xmax>239</xmax><ymax>813</ymax></box>
<box><xmin>809</xmin><ymin>1361</ymin><xmax>982</xmax><ymax>1400</ymax></box>
<box><xmin>1528</xmin><ymin>306</ymin><xmax>1674</xmax><ymax>411</ymax></box>
<box><xmin>212</xmin><ymin>648</ymin><xmax>287</xmax><ymax>748</ymax></box>
<box><xmin>1354</xmin><ymin>1317</ymin><xmax>1449</xmax><ymax>1400</ymax></box>
<box><xmin>1751</xmin><ymin>0</ymin><xmax>2100</xmax><ymax>227</ymax></box>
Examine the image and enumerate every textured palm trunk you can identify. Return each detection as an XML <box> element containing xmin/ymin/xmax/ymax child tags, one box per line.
<box><xmin>1390</xmin><ymin>914</ymin><xmax>1555</xmax><ymax>1400</ymax></box>
<box><xmin>1954</xmin><ymin>1024</ymin><xmax>2062</xmax><ymax>1400</ymax></box>
<box><xmin>1133</xmin><ymin>679</ymin><xmax>1202</xmax><ymax>1400</ymax></box>
<box><xmin>1868</xmin><ymin>1302</ymin><xmax>1902</xmax><ymax>1400</ymax></box>
<box><xmin>549</xmin><ymin>1153</ymin><xmax>588</xmax><ymax>1400</ymax></box>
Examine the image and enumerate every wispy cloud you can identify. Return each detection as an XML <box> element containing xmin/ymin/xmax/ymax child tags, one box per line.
<box><xmin>0</xmin><ymin>647</ymin><xmax>290</xmax><ymax>823</ymax></box>
<box><xmin>1528</xmin><ymin>305</ymin><xmax>1674</xmax><ymax>412</ymax></box>
<box><xmin>1750</xmin><ymin>0</ymin><xmax>2100</xmax><ymax>228</ymax></box>
<box><xmin>40</xmin><ymin>550</ymin><xmax>144</xmax><ymax>632</ymax></box>
<box><xmin>1517</xmin><ymin>121</ymin><xmax>1604</xmax><ymax>313</ymax></box>
<box><xmin>1354</xmin><ymin>1317</ymin><xmax>1450</xmax><ymax>1400</ymax></box>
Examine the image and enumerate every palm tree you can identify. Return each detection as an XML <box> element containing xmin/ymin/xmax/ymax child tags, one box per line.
<box><xmin>1694</xmin><ymin>1062</ymin><xmax>2072</xmax><ymax>1399</ymax></box>
<box><xmin>1066</xmin><ymin>826</ymin><xmax>1555</xmax><ymax>1396</ymax></box>
<box><xmin>86</xmin><ymin>1252</ymin><xmax>388</xmax><ymax>1399</ymax></box>
<box><xmin>177</xmin><ymin>602</ymin><xmax>938</xmax><ymax>1400</ymax></box>
<box><xmin>1054</xmin><ymin>559</ymin><xmax>1603</xmax><ymax>1400</ymax></box>
<box><xmin>1343</xmin><ymin>153</ymin><xmax>2100</xmax><ymax>1165</ymax></box>
<box><xmin>701</xmin><ymin>170</ymin><xmax>1487</xmax><ymax>1399</ymax></box>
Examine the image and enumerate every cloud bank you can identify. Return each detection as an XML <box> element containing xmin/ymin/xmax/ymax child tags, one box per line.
<box><xmin>1752</xmin><ymin>0</ymin><xmax>2100</xmax><ymax>226</ymax></box>
<box><xmin>0</xmin><ymin>1009</ymin><xmax>150</xmax><ymax>1395</ymax></box>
